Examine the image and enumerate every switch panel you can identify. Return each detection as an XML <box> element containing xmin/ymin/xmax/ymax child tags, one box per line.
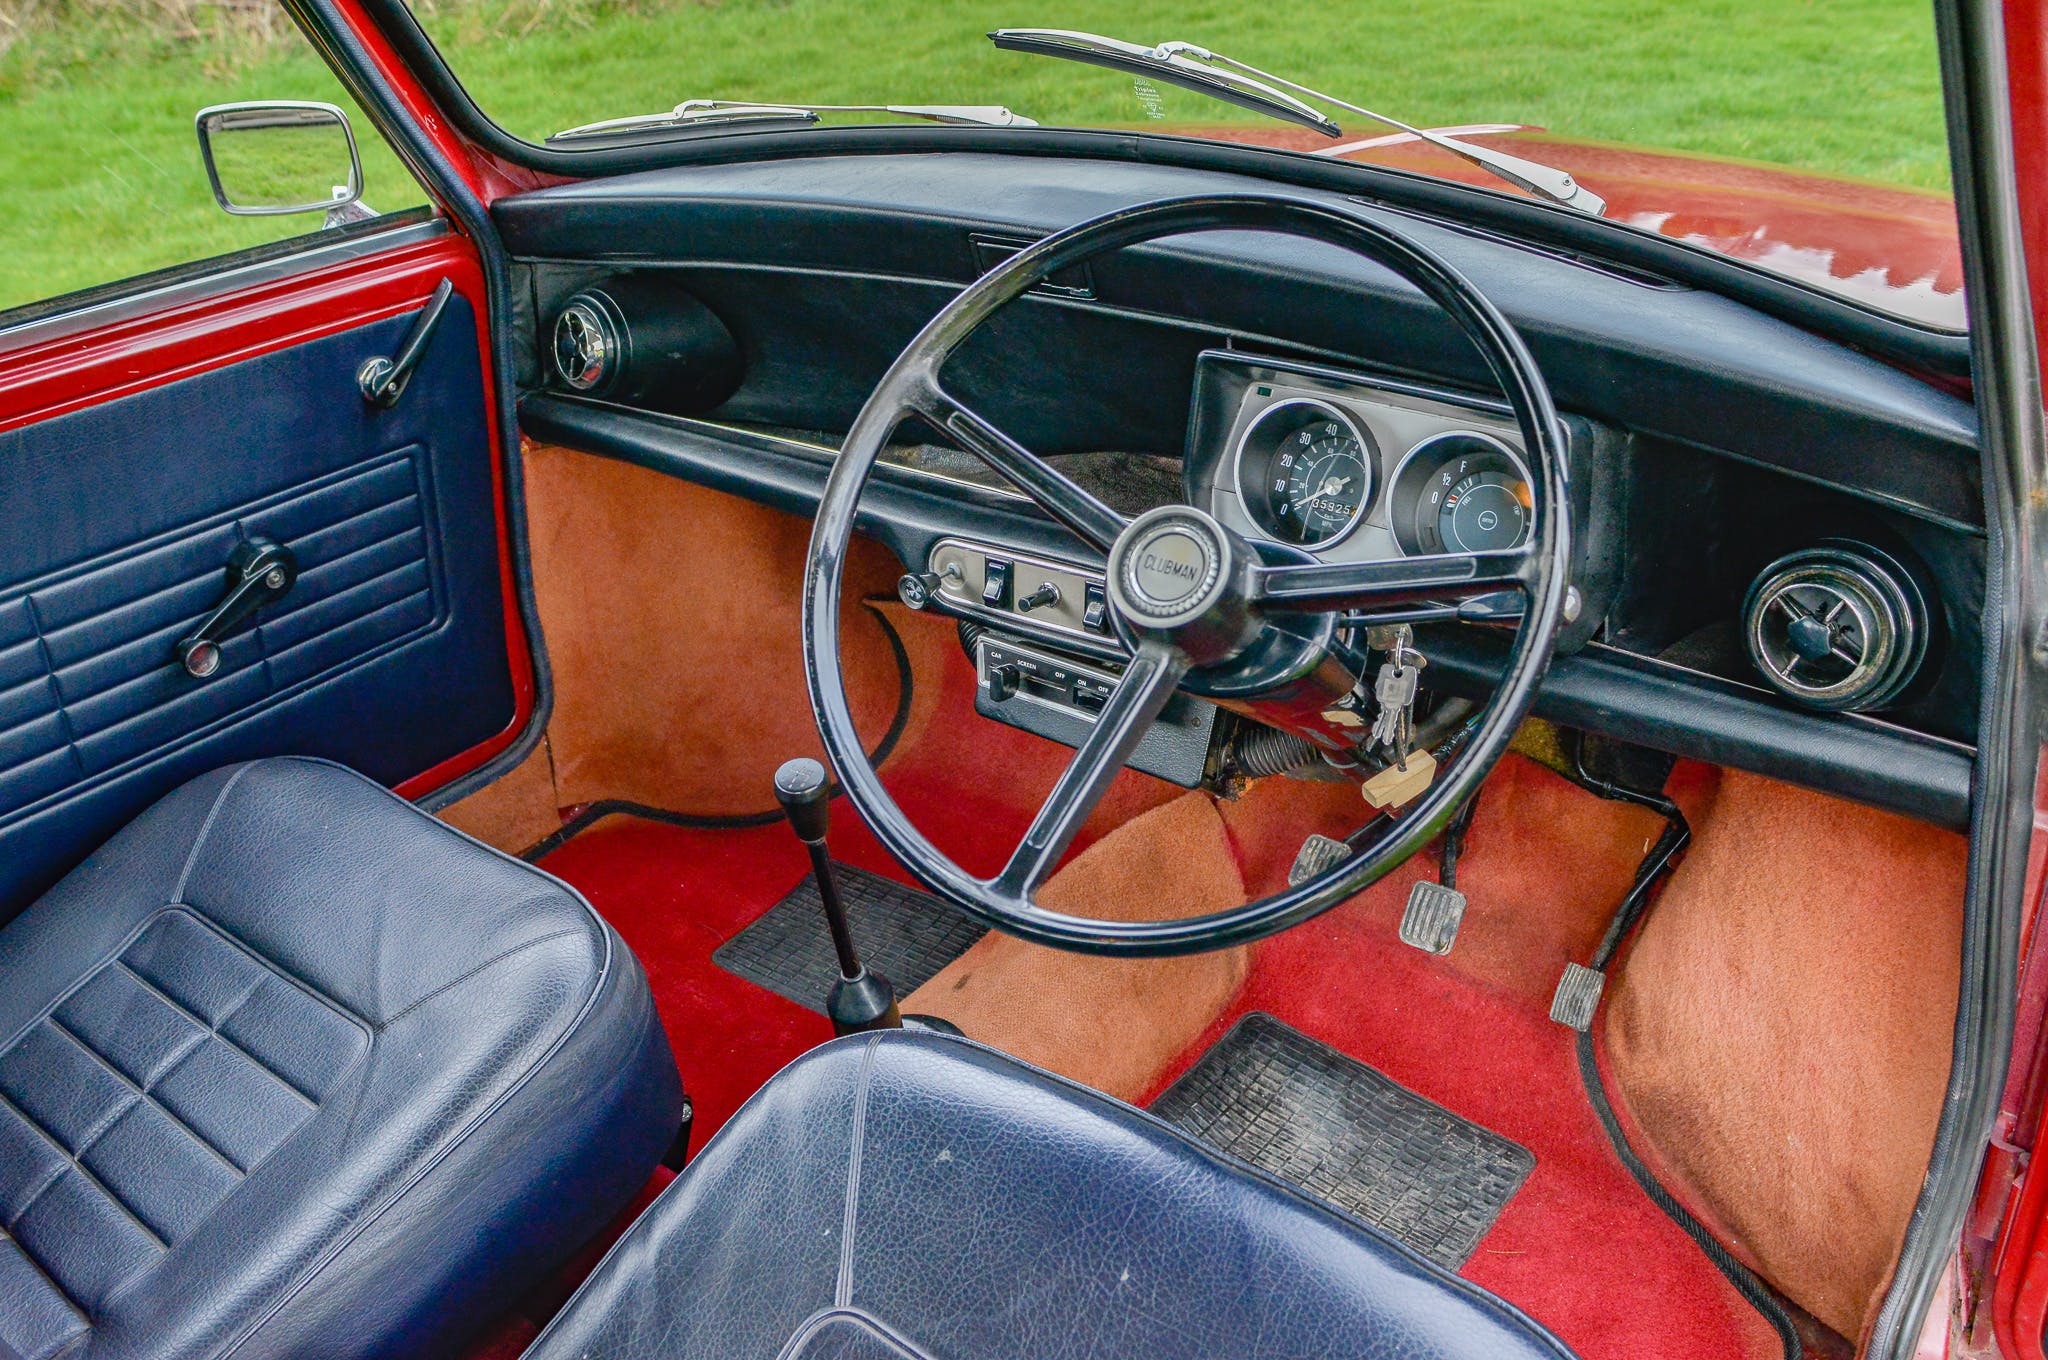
<box><xmin>926</xmin><ymin>539</ymin><xmax>1114</xmax><ymax>654</ymax></box>
<box><xmin>972</xmin><ymin>633</ymin><xmax>1214</xmax><ymax>787</ymax></box>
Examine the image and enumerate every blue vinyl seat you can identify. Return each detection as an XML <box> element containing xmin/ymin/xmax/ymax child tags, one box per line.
<box><xmin>0</xmin><ymin>757</ymin><xmax>683</xmax><ymax>1360</ymax></box>
<box><xmin>525</xmin><ymin>1028</ymin><xmax>1579</xmax><ymax>1360</ymax></box>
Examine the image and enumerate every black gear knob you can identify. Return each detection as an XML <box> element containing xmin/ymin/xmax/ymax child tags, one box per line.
<box><xmin>774</xmin><ymin>758</ymin><xmax>831</xmax><ymax>844</ymax></box>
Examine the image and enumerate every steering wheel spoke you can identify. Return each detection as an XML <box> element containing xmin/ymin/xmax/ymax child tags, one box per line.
<box><xmin>992</xmin><ymin>641</ymin><xmax>1191</xmax><ymax>899</ymax></box>
<box><xmin>1247</xmin><ymin>551</ymin><xmax>1532</xmax><ymax>614</ymax></box>
<box><xmin>908</xmin><ymin>376</ymin><xmax>1127</xmax><ymax>554</ymax></box>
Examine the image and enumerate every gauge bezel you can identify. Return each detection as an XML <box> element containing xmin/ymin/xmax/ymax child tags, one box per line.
<box><xmin>1229</xmin><ymin>396</ymin><xmax>1379</xmax><ymax>550</ymax></box>
<box><xmin>1388</xmin><ymin>429</ymin><xmax>1535</xmax><ymax>558</ymax></box>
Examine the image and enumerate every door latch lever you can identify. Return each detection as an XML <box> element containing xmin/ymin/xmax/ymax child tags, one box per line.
<box><xmin>357</xmin><ymin>278</ymin><xmax>455</xmax><ymax>408</ymax></box>
<box><xmin>177</xmin><ymin>537</ymin><xmax>298</xmax><ymax>678</ymax></box>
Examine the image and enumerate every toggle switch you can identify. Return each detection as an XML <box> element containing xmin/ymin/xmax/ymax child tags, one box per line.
<box><xmin>982</xmin><ymin>558</ymin><xmax>1012</xmax><ymax>608</ymax></box>
<box><xmin>1082</xmin><ymin>582</ymin><xmax>1108</xmax><ymax>632</ymax></box>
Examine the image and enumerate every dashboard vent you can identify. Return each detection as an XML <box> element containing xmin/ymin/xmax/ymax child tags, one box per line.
<box><xmin>552</xmin><ymin>294</ymin><xmax>620</xmax><ymax>393</ymax></box>
<box><xmin>969</xmin><ymin>232</ymin><xmax>1095</xmax><ymax>298</ymax></box>
<box><xmin>1742</xmin><ymin>542</ymin><xmax>1927</xmax><ymax>713</ymax></box>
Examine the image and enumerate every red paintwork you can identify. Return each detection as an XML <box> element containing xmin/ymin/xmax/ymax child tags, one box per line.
<box><xmin>1189</xmin><ymin>123</ymin><xmax>1966</xmax><ymax>332</ymax></box>
<box><xmin>321</xmin><ymin>0</ymin><xmax>571</xmax><ymax>201</ymax></box>
<box><xmin>1990</xmin><ymin>0</ymin><xmax>2048</xmax><ymax>1345</ymax></box>
<box><xmin>326</xmin><ymin>0</ymin><xmax>552</xmax><ymax>202</ymax></box>
<box><xmin>0</xmin><ymin>230</ymin><xmax>537</xmax><ymax>796</ymax></box>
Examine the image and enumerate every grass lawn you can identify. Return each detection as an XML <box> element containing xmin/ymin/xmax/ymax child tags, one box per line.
<box><xmin>0</xmin><ymin>0</ymin><xmax>1951</xmax><ymax>315</ymax></box>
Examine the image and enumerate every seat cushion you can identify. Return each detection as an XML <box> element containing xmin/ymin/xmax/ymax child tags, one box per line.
<box><xmin>0</xmin><ymin>757</ymin><xmax>683</xmax><ymax>1360</ymax></box>
<box><xmin>526</xmin><ymin>1029</ymin><xmax>1577</xmax><ymax>1360</ymax></box>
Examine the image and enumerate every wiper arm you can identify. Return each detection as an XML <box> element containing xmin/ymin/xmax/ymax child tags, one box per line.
<box><xmin>989</xmin><ymin>29</ymin><xmax>1605</xmax><ymax>216</ymax></box>
<box><xmin>989</xmin><ymin>30</ymin><xmax>1341</xmax><ymax>139</ymax></box>
<box><xmin>552</xmin><ymin>98</ymin><xmax>1037</xmax><ymax>144</ymax></box>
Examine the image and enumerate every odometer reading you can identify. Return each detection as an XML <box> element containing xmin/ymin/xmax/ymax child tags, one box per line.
<box><xmin>1233</xmin><ymin>399</ymin><xmax>1377</xmax><ymax>547</ymax></box>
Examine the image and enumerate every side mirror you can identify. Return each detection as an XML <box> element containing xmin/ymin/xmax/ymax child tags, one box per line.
<box><xmin>195</xmin><ymin>101</ymin><xmax>365</xmax><ymax>218</ymax></box>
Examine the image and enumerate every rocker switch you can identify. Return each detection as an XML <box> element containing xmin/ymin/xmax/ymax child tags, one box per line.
<box><xmin>1082</xmin><ymin>582</ymin><xmax>1108</xmax><ymax>633</ymax></box>
<box><xmin>982</xmin><ymin>558</ymin><xmax>1012</xmax><ymax>608</ymax></box>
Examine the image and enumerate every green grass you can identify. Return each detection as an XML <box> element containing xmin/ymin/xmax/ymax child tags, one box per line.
<box><xmin>0</xmin><ymin>27</ymin><xmax>427</xmax><ymax>314</ymax></box>
<box><xmin>0</xmin><ymin>0</ymin><xmax>1952</xmax><ymax>315</ymax></box>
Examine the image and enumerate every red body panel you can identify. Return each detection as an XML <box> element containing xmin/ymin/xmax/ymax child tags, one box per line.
<box><xmin>1192</xmin><ymin>124</ymin><xmax>1966</xmax><ymax>332</ymax></box>
<box><xmin>1986</xmin><ymin>0</ymin><xmax>2048</xmax><ymax>1351</ymax></box>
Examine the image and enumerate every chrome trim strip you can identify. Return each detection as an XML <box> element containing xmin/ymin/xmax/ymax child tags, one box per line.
<box><xmin>1203</xmin><ymin>347</ymin><xmax>1515</xmax><ymax>419</ymax></box>
<box><xmin>1580</xmin><ymin>637</ymin><xmax>1976</xmax><ymax>756</ymax></box>
<box><xmin>0</xmin><ymin>217</ymin><xmax>451</xmax><ymax>354</ymax></box>
<box><xmin>669</xmin><ymin>413</ymin><xmax>1038</xmax><ymax>506</ymax></box>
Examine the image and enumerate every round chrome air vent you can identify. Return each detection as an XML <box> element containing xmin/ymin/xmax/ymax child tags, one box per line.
<box><xmin>551</xmin><ymin>294</ymin><xmax>623</xmax><ymax>393</ymax></box>
<box><xmin>1742</xmin><ymin>543</ymin><xmax>1928</xmax><ymax>713</ymax></box>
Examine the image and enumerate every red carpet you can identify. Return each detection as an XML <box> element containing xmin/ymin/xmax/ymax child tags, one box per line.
<box><xmin>520</xmin><ymin>781</ymin><xmax>1778</xmax><ymax>1360</ymax></box>
<box><xmin>1139</xmin><ymin>862</ymin><xmax>1783</xmax><ymax>1360</ymax></box>
<box><xmin>476</xmin><ymin>613</ymin><xmax>1779</xmax><ymax>1359</ymax></box>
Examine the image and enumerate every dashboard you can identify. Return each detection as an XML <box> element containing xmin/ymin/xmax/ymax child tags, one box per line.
<box><xmin>493</xmin><ymin>150</ymin><xmax>1985</xmax><ymax>831</ymax></box>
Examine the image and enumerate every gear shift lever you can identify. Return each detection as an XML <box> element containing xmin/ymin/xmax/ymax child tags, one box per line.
<box><xmin>773</xmin><ymin>758</ymin><xmax>903</xmax><ymax>1035</ymax></box>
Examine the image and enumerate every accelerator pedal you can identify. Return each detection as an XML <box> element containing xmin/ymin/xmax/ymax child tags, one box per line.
<box><xmin>1400</xmin><ymin>879</ymin><xmax>1467</xmax><ymax>955</ymax></box>
<box><xmin>1550</xmin><ymin>962</ymin><xmax>1606</xmax><ymax>1031</ymax></box>
<box><xmin>1287</xmin><ymin>833</ymin><xmax>1353</xmax><ymax>887</ymax></box>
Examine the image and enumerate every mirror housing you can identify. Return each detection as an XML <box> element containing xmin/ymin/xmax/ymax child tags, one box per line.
<box><xmin>195</xmin><ymin>101</ymin><xmax>364</xmax><ymax>218</ymax></box>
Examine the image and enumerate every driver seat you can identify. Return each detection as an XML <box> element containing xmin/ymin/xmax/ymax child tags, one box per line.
<box><xmin>526</xmin><ymin>1029</ymin><xmax>1581</xmax><ymax>1360</ymax></box>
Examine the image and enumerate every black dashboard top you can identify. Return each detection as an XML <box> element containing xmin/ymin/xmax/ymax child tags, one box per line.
<box><xmin>497</xmin><ymin>151</ymin><xmax>1981</xmax><ymax>532</ymax></box>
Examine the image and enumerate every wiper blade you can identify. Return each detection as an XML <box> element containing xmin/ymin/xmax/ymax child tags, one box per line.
<box><xmin>989</xmin><ymin>30</ymin><xmax>1340</xmax><ymax>139</ymax></box>
<box><xmin>989</xmin><ymin>29</ymin><xmax>1605</xmax><ymax>216</ymax></box>
<box><xmin>551</xmin><ymin>98</ymin><xmax>1037</xmax><ymax>144</ymax></box>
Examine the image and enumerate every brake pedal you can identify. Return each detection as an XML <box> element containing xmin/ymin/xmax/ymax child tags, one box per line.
<box><xmin>1288</xmin><ymin>833</ymin><xmax>1352</xmax><ymax>887</ymax></box>
<box><xmin>1399</xmin><ymin>879</ymin><xmax>1467</xmax><ymax>955</ymax></box>
<box><xmin>1550</xmin><ymin>962</ymin><xmax>1606</xmax><ymax>1031</ymax></box>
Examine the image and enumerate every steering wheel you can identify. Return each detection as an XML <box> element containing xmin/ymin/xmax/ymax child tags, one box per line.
<box><xmin>802</xmin><ymin>195</ymin><xmax>1571</xmax><ymax>957</ymax></box>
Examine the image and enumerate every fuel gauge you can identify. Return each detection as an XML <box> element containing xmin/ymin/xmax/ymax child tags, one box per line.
<box><xmin>1389</xmin><ymin>431</ymin><xmax>1534</xmax><ymax>557</ymax></box>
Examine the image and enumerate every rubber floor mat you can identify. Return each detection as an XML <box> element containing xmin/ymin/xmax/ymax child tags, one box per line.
<box><xmin>715</xmin><ymin>864</ymin><xmax>985</xmax><ymax>1014</ymax></box>
<box><xmin>1153</xmin><ymin>1012</ymin><xmax>1535</xmax><ymax>1269</ymax></box>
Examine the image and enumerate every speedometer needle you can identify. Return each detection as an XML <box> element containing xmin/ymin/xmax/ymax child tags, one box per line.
<box><xmin>1318</xmin><ymin>476</ymin><xmax>1352</xmax><ymax>497</ymax></box>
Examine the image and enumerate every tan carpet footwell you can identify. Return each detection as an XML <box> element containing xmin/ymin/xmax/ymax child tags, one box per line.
<box><xmin>904</xmin><ymin>792</ymin><xmax>1250</xmax><ymax>1102</ymax></box>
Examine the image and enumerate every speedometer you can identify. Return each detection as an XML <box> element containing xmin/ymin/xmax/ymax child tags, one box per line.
<box><xmin>1232</xmin><ymin>398</ymin><xmax>1378</xmax><ymax>547</ymax></box>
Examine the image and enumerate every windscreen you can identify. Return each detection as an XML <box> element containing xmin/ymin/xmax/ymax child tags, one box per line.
<box><xmin>408</xmin><ymin>0</ymin><xmax>1962</xmax><ymax>329</ymax></box>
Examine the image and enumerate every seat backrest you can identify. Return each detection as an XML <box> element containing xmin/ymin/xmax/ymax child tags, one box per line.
<box><xmin>527</xmin><ymin>1029</ymin><xmax>1580</xmax><ymax>1360</ymax></box>
<box><xmin>0</xmin><ymin>757</ymin><xmax>681</xmax><ymax>1360</ymax></box>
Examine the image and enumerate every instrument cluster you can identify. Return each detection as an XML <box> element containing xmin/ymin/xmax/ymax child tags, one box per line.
<box><xmin>1188</xmin><ymin>353</ymin><xmax>1535</xmax><ymax>568</ymax></box>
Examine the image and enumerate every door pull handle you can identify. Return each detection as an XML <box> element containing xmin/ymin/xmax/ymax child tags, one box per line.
<box><xmin>177</xmin><ymin>537</ymin><xmax>298</xmax><ymax>678</ymax></box>
<box><xmin>357</xmin><ymin>277</ymin><xmax>455</xmax><ymax>409</ymax></box>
